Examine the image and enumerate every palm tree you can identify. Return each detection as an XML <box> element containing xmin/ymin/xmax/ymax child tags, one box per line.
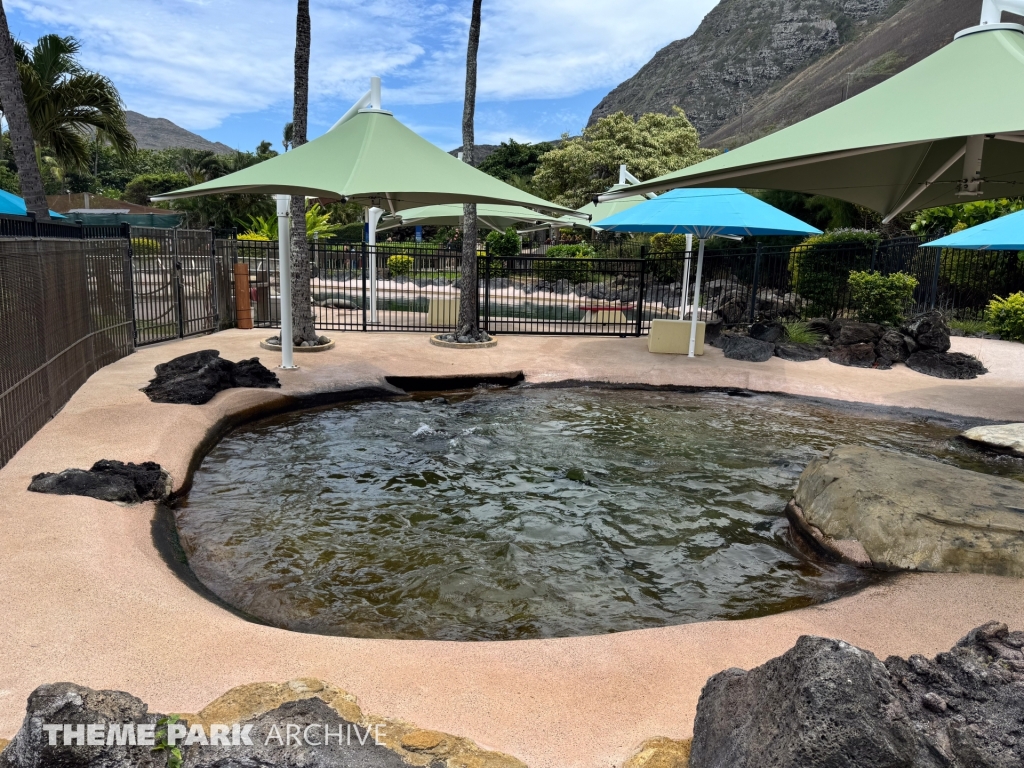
<box><xmin>456</xmin><ymin>0</ymin><xmax>485</xmax><ymax>342</ymax></box>
<box><xmin>0</xmin><ymin>2</ymin><xmax>48</xmax><ymax>219</ymax></box>
<box><xmin>14</xmin><ymin>35</ymin><xmax>134</xmax><ymax>175</ymax></box>
<box><xmin>289</xmin><ymin>0</ymin><xmax>316</xmax><ymax>345</ymax></box>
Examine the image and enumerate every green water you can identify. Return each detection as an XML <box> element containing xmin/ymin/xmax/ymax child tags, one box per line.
<box><xmin>176</xmin><ymin>388</ymin><xmax>1022</xmax><ymax>641</ymax></box>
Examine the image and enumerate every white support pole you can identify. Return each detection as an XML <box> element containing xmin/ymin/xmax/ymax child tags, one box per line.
<box><xmin>687</xmin><ymin>238</ymin><xmax>706</xmax><ymax>358</ymax></box>
<box><xmin>366</xmin><ymin>206</ymin><xmax>385</xmax><ymax>323</ymax></box>
<box><xmin>275</xmin><ymin>194</ymin><xmax>297</xmax><ymax>369</ymax></box>
<box><xmin>679</xmin><ymin>233</ymin><xmax>693</xmax><ymax>320</ymax></box>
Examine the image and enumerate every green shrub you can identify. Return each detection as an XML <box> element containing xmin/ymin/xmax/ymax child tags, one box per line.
<box><xmin>387</xmin><ymin>254</ymin><xmax>414</xmax><ymax>278</ymax></box>
<box><xmin>130</xmin><ymin>237</ymin><xmax>162</xmax><ymax>256</ymax></box>
<box><xmin>124</xmin><ymin>172</ymin><xmax>189</xmax><ymax>205</ymax></box>
<box><xmin>536</xmin><ymin>243</ymin><xmax>594</xmax><ymax>284</ymax></box>
<box><xmin>947</xmin><ymin>317</ymin><xmax>987</xmax><ymax>335</ymax></box>
<box><xmin>485</xmin><ymin>227</ymin><xmax>521</xmax><ymax>259</ymax></box>
<box><xmin>986</xmin><ymin>292</ymin><xmax>1024</xmax><ymax>341</ymax></box>
<box><xmin>783</xmin><ymin>321</ymin><xmax>822</xmax><ymax>345</ymax></box>
<box><xmin>336</xmin><ymin>222</ymin><xmax>363</xmax><ymax>242</ymax></box>
<box><xmin>789</xmin><ymin>229</ymin><xmax>880</xmax><ymax>318</ymax></box>
<box><xmin>847</xmin><ymin>270</ymin><xmax>918</xmax><ymax>325</ymax></box>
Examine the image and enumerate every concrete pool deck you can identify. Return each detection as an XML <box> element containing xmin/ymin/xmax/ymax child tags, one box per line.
<box><xmin>1</xmin><ymin>329</ymin><xmax>1023</xmax><ymax>768</ymax></box>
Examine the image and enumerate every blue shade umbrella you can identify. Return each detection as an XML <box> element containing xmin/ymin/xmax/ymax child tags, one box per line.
<box><xmin>920</xmin><ymin>209</ymin><xmax>1024</xmax><ymax>251</ymax></box>
<box><xmin>598</xmin><ymin>188</ymin><xmax>821</xmax><ymax>357</ymax></box>
<box><xmin>0</xmin><ymin>189</ymin><xmax>65</xmax><ymax>218</ymax></box>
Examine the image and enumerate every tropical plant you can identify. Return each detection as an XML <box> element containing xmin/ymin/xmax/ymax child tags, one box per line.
<box><xmin>986</xmin><ymin>292</ymin><xmax>1024</xmax><ymax>342</ymax></box>
<box><xmin>485</xmin><ymin>226</ymin><xmax>521</xmax><ymax>259</ymax></box>
<box><xmin>152</xmin><ymin>715</ymin><xmax>183</xmax><ymax>768</ymax></box>
<box><xmin>912</xmin><ymin>198</ymin><xmax>1024</xmax><ymax>237</ymax></box>
<box><xmin>124</xmin><ymin>172</ymin><xmax>189</xmax><ymax>205</ymax></box>
<box><xmin>788</xmin><ymin>229</ymin><xmax>881</xmax><ymax>318</ymax></box>
<box><xmin>535</xmin><ymin>243</ymin><xmax>594</xmax><ymax>284</ymax></box>
<box><xmin>848</xmin><ymin>270</ymin><xmax>918</xmax><ymax>325</ymax></box>
<box><xmin>288</xmin><ymin>0</ymin><xmax>315</xmax><ymax>344</ymax></box>
<box><xmin>783</xmin><ymin>321</ymin><xmax>822</xmax><ymax>345</ymax></box>
<box><xmin>478</xmin><ymin>138</ymin><xmax>553</xmax><ymax>182</ymax></box>
<box><xmin>13</xmin><ymin>34</ymin><xmax>135</xmax><ymax>175</ymax></box>
<box><xmin>0</xmin><ymin>5</ymin><xmax>48</xmax><ymax>218</ymax></box>
<box><xmin>241</xmin><ymin>203</ymin><xmax>340</xmax><ymax>240</ymax></box>
<box><xmin>387</xmin><ymin>254</ymin><xmax>414</xmax><ymax>278</ymax></box>
<box><xmin>456</xmin><ymin>0</ymin><xmax>484</xmax><ymax>342</ymax></box>
<box><xmin>533</xmin><ymin>108</ymin><xmax>718</xmax><ymax>209</ymax></box>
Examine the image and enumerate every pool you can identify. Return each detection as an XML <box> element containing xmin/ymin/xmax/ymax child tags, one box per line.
<box><xmin>175</xmin><ymin>387</ymin><xmax>1017</xmax><ymax>641</ymax></box>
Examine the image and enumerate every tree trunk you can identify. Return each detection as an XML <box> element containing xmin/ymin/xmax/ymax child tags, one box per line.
<box><xmin>457</xmin><ymin>0</ymin><xmax>484</xmax><ymax>341</ymax></box>
<box><xmin>0</xmin><ymin>3</ymin><xmax>48</xmax><ymax>221</ymax></box>
<box><xmin>290</xmin><ymin>0</ymin><xmax>316</xmax><ymax>344</ymax></box>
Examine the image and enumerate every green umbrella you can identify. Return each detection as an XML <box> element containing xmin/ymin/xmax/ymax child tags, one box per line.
<box><xmin>378</xmin><ymin>202</ymin><xmax>569</xmax><ymax>232</ymax></box>
<box><xmin>602</xmin><ymin>18</ymin><xmax>1024</xmax><ymax>223</ymax></box>
<box><xmin>578</xmin><ymin>184</ymin><xmax>649</xmax><ymax>230</ymax></box>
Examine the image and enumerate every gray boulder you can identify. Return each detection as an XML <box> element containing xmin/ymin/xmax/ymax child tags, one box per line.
<box><xmin>690</xmin><ymin>622</ymin><xmax>1024</xmax><ymax>768</ymax></box>
<box><xmin>774</xmin><ymin>343</ymin><xmax>825</xmax><ymax>362</ymax></box>
<box><xmin>906</xmin><ymin>350</ymin><xmax>987</xmax><ymax>379</ymax></box>
<box><xmin>722</xmin><ymin>335</ymin><xmax>775</xmax><ymax>362</ymax></box>
<box><xmin>29</xmin><ymin>460</ymin><xmax>169</xmax><ymax>504</ymax></box>
<box><xmin>901</xmin><ymin>310</ymin><xmax>951</xmax><ymax>352</ymax></box>
<box><xmin>827</xmin><ymin>342</ymin><xmax>876</xmax><ymax>368</ymax></box>
<box><xmin>748</xmin><ymin>321</ymin><xmax>786</xmax><ymax>344</ymax></box>
<box><xmin>789</xmin><ymin>445</ymin><xmax>1024</xmax><ymax>576</ymax></box>
<box><xmin>834</xmin><ymin>320</ymin><xmax>884</xmax><ymax>346</ymax></box>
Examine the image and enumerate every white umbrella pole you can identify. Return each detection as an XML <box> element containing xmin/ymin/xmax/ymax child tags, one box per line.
<box><xmin>366</xmin><ymin>206</ymin><xmax>385</xmax><ymax>323</ymax></box>
<box><xmin>679</xmin><ymin>233</ymin><xmax>693</xmax><ymax>320</ymax></box>
<box><xmin>687</xmin><ymin>238</ymin><xmax>706</xmax><ymax>358</ymax></box>
<box><xmin>275</xmin><ymin>194</ymin><xmax>297</xmax><ymax>369</ymax></box>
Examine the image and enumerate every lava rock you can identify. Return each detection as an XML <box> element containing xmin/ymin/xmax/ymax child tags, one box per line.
<box><xmin>142</xmin><ymin>350</ymin><xmax>280</xmax><ymax>405</ymax></box>
<box><xmin>689</xmin><ymin>622</ymin><xmax>1024</xmax><ymax>768</ymax></box>
<box><xmin>906</xmin><ymin>350</ymin><xmax>987</xmax><ymax>379</ymax></box>
<box><xmin>748</xmin><ymin>321</ymin><xmax>786</xmax><ymax>344</ymax></box>
<box><xmin>722</xmin><ymin>335</ymin><xmax>775</xmax><ymax>362</ymax></box>
<box><xmin>901</xmin><ymin>310</ymin><xmax>951</xmax><ymax>352</ymax></box>
<box><xmin>0</xmin><ymin>682</ymin><xmax>164</xmax><ymax>768</ymax></box>
<box><xmin>827</xmin><ymin>342</ymin><xmax>876</xmax><ymax>368</ymax></box>
<box><xmin>876</xmin><ymin>329</ymin><xmax>913</xmax><ymax>364</ymax></box>
<box><xmin>717</xmin><ymin>298</ymin><xmax>747</xmax><ymax>324</ymax></box>
<box><xmin>835</xmin><ymin>321</ymin><xmax>884</xmax><ymax>346</ymax></box>
<box><xmin>774</xmin><ymin>343</ymin><xmax>826</xmax><ymax>362</ymax></box>
<box><xmin>806</xmin><ymin>318</ymin><xmax>832</xmax><ymax>337</ymax></box>
<box><xmin>28</xmin><ymin>460</ymin><xmax>169</xmax><ymax>504</ymax></box>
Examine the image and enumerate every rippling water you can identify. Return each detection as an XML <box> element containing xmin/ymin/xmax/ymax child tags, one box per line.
<box><xmin>175</xmin><ymin>388</ymin><xmax>1021</xmax><ymax>640</ymax></box>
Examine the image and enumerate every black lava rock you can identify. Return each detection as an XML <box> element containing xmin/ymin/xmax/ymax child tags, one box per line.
<box><xmin>835</xmin><ymin>321</ymin><xmax>885</xmax><ymax>346</ymax></box>
<box><xmin>748</xmin><ymin>321</ymin><xmax>787</xmax><ymax>344</ymax></box>
<box><xmin>806</xmin><ymin>318</ymin><xmax>832</xmax><ymax>337</ymax></box>
<box><xmin>827</xmin><ymin>342</ymin><xmax>877</xmax><ymax>368</ymax></box>
<box><xmin>906</xmin><ymin>350</ymin><xmax>987</xmax><ymax>379</ymax></box>
<box><xmin>689</xmin><ymin>621</ymin><xmax>1024</xmax><ymax>768</ymax></box>
<box><xmin>774</xmin><ymin>343</ymin><xmax>826</xmax><ymax>362</ymax></box>
<box><xmin>901</xmin><ymin>310</ymin><xmax>951</xmax><ymax>353</ymax></box>
<box><xmin>29</xmin><ymin>460</ymin><xmax>169</xmax><ymax>504</ymax></box>
<box><xmin>876</xmin><ymin>329</ymin><xmax>914</xmax><ymax>364</ymax></box>
<box><xmin>722</xmin><ymin>335</ymin><xmax>775</xmax><ymax>362</ymax></box>
<box><xmin>142</xmin><ymin>350</ymin><xmax>280</xmax><ymax>405</ymax></box>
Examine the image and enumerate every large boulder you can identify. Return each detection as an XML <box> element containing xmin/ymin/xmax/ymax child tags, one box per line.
<box><xmin>690</xmin><ymin>622</ymin><xmax>1024</xmax><ymax>768</ymax></box>
<box><xmin>142</xmin><ymin>350</ymin><xmax>280</xmax><ymax>405</ymax></box>
<box><xmin>789</xmin><ymin>445</ymin><xmax>1024</xmax><ymax>575</ymax></box>
<box><xmin>722</xmin><ymin>335</ymin><xmax>775</xmax><ymax>362</ymax></box>
<box><xmin>962</xmin><ymin>423</ymin><xmax>1024</xmax><ymax>457</ymax></box>
<box><xmin>748</xmin><ymin>321</ymin><xmax>786</xmax><ymax>344</ymax></box>
<box><xmin>906</xmin><ymin>349</ymin><xmax>987</xmax><ymax>379</ymax></box>
<box><xmin>834</xmin><ymin>320</ymin><xmax>884</xmax><ymax>346</ymax></box>
<box><xmin>28</xmin><ymin>460</ymin><xmax>170</xmax><ymax>504</ymax></box>
<box><xmin>774</xmin><ymin>343</ymin><xmax>826</xmax><ymax>362</ymax></box>
<box><xmin>827</xmin><ymin>342</ymin><xmax>876</xmax><ymax>368</ymax></box>
<box><xmin>901</xmin><ymin>310</ymin><xmax>951</xmax><ymax>352</ymax></box>
<box><xmin>876</xmin><ymin>329</ymin><xmax>914</xmax><ymax>364</ymax></box>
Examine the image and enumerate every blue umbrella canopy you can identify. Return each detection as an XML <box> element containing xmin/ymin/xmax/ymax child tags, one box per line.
<box><xmin>0</xmin><ymin>190</ymin><xmax>65</xmax><ymax>218</ymax></box>
<box><xmin>595</xmin><ymin>188</ymin><xmax>821</xmax><ymax>237</ymax></box>
<box><xmin>920</xmin><ymin>209</ymin><xmax>1024</xmax><ymax>251</ymax></box>
<box><xmin>598</xmin><ymin>188</ymin><xmax>820</xmax><ymax>359</ymax></box>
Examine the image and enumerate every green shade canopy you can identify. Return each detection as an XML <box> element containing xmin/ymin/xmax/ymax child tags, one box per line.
<box><xmin>153</xmin><ymin>108</ymin><xmax>581</xmax><ymax>217</ymax></box>
<box><xmin>604</xmin><ymin>25</ymin><xmax>1024</xmax><ymax>222</ymax></box>
<box><xmin>378</xmin><ymin>202</ymin><xmax>568</xmax><ymax>232</ymax></box>
<box><xmin>577</xmin><ymin>183</ymin><xmax>649</xmax><ymax>230</ymax></box>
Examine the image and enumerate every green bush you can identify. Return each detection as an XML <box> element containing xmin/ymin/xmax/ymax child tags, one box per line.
<box><xmin>336</xmin><ymin>222</ymin><xmax>363</xmax><ymax>242</ymax></box>
<box><xmin>124</xmin><ymin>172</ymin><xmax>189</xmax><ymax>205</ymax></box>
<box><xmin>536</xmin><ymin>243</ymin><xmax>594</xmax><ymax>284</ymax></box>
<box><xmin>131</xmin><ymin>237</ymin><xmax>162</xmax><ymax>256</ymax></box>
<box><xmin>387</xmin><ymin>254</ymin><xmax>414</xmax><ymax>278</ymax></box>
<box><xmin>847</xmin><ymin>270</ymin><xmax>918</xmax><ymax>325</ymax></box>
<box><xmin>485</xmin><ymin>227</ymin><xmax>521</xmax><ymax>259</ymax></box>
<box><xmin>783</xmin><ymin>321</ymin><xmax>823</xmax><ymax>345</ymax></box>
<box><xmin>986</xmin><ymin>292</ymin><xmax>1024</xmax><ymax>341</ymax></box>
<box><xmin>789</xmin><ymin>229</ymin><xmax>880</xmax><ymax>318</ymax></box>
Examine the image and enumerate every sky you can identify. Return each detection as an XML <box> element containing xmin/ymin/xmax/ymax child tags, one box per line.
<box><xmin>5</xmin><ymin>0</ymin><xmax>718</xmax><ymax>152</ymax></box>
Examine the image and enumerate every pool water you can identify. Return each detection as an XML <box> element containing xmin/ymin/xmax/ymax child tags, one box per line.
<box><xmin>175</xmin><ymin>388</ymin><xmax>1020</xmax><ymax>641</ymax></box>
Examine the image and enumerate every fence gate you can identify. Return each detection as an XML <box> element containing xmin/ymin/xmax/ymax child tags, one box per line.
<box><xmin>130</xmin><ymin>227</ymin><xmax>219</xmax><ymax>345</ymax></box>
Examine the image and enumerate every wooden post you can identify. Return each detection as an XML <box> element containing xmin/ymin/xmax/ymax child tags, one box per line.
<box><xmin>234</xmin><ymin>262</ymin><xmax>253</xmax><ymax>329</ymax></box>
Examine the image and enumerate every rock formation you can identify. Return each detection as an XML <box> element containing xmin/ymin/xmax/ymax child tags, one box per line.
<box><xmin>142</xmin><ymin>349</ymin><xmax>280</xmax><ymax>405</ymax></box>
<box><xmin>690</xmin><ymin>621</ymin><xmax>1024</xmax><ymax>768</ymax></box>
<box><xmin>962</xmin><ymin>423</ymin><xmax>1024</xmax><ymax>457</ymax></box>
<box><xmin>789</xmin><ymin>445</ymin><xmax>1024</xmax><ymax>575</ymax></box>
<box><xmin>28</xmin><ymin>460</ymin><xmax>170</xmax><ymax>504</ymax></box>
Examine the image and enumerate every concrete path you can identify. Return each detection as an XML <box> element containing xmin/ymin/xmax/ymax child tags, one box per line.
<box><xmin>1</xmin><ymin>330</ymin><xmax>1022</xmax><ymax>768</ymax></box>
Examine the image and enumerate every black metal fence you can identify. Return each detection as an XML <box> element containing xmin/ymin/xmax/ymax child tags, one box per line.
<box><xmin>0</xmin><ymin>236</ymin><xmax>134</xmax><ymax>466</ymax></box>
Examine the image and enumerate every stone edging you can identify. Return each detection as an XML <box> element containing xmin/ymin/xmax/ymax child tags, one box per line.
<box><xmin>259</xmin><ymin>338</ymin><xmax>337</xmax><ymax>353</ymax></box>
<box><xmin>429</xmin><ymin>334</ymin><xmax>498</xmax><ymax>349</ymax></box>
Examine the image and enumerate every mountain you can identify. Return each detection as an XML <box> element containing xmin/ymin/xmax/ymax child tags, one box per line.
<box><xmin>126</xmin><ymin>111</ymin><xmax>234</xmax><ymax>154</ymax></box>
<box><xmin>588</xmin><ymin>0</ymin><xmax>986</xmax><ymax>148</ymax></box>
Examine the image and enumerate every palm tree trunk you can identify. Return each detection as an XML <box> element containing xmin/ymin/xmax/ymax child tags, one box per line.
<box><xmin>289</xmin><ymin>0</ymin><xmax>316</xmax><ymax>344</ymax></box>
<box><xmin>457</xmin><ymin>0</ymin><xmax>484</xmax><ymax>340</ymax></box>
<box><xmin>0</xmin><ymin>3</ymin><xmax>48</xmax><ymax>221</ymax></box>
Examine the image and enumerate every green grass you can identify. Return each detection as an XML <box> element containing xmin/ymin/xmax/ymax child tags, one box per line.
<box><xmin>948</xmin><ymin>318</ymin><xmax>987</xmax><ymax>335</ymax></box>
<box><xmin>783</xmin><ymin>321</ymin><xmax>823</xmax><ymax>345</ymax></box>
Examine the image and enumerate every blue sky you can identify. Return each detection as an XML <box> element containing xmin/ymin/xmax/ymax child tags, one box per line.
<box><xmin>6</xmin><ymin>0</ymin><xmax>718</xmax><ymax>152</ymax></box>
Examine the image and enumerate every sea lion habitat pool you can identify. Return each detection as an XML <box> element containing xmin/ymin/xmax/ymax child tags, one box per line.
<box><xmin>173</xmin><ymin>386</ymin><xmax>1018</xmax><ymax>641</ymax></box>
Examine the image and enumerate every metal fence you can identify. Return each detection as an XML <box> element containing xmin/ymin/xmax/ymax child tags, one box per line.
<box><xmin>223</xmin><ymin>236</ymin><xmax>1024</xmax><ymax>335</ymax></box>
<box><xmin>0</xmin><ymin>237</ymin><xmax>134</xmax><ymax>466</ymax></box>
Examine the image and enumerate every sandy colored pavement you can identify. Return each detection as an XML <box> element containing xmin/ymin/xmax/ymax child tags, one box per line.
<box><xmin>1</xmin><ymin>330</ymin><xmax>1023</xmax><ymax>768</ymax></box>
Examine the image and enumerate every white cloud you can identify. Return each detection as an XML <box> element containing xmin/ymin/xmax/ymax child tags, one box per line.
<box><xmin>5</xmin><ymin>0</ymin><xmax>718</xmax><ymax>133</ymax></box>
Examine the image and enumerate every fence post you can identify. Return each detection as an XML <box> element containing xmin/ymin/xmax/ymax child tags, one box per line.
<box><xmin>208</xmin><ymin>225</ymin><xmax>220</xmax><ymax>329</ymax></box>
<box><xmin>361</xmin><ymin>241</ymin><xmax>368</xmax><ymax>332</ymax></box>
<box><xmin>120</xmin><ymin>222</ymin><xmax>138</xmax><ymax>346</ymax></box>
<box><xmin>930</xmin><ymin>249</ymin><xmax>941</xmax><ymax>310</ymax></box>
<box><xmin>748</xmin><ymin>243</ymin><xmax>763</xmax><ymax>324</ymax></box>
<box><xmin>27</xmin><ymin>211</ymin><xmax>37</xmax><ymax>238</ymax></box>
<box><xmin>483</xmin><ymin>242</ymin><xmax>490</xmax><ymax>332</ymax></box>
<box><xmin>636</xmin><ymin>255</ymin><xmax>646</xmax><ymax>336</ymax></box>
